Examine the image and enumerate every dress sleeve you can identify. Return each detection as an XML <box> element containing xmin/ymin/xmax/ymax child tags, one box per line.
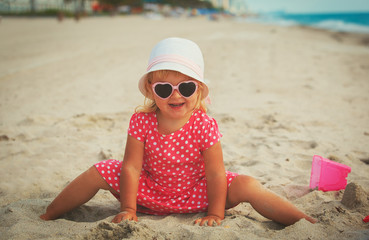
<box><xmin>128</xmin><ymin>112</ymin><xmax>148</xmax><ymax>142</ymax></box>
<box><xmin>198</xmin><ymin>114</ymin><xmax>222</xmax><ymax>152</ymax></box>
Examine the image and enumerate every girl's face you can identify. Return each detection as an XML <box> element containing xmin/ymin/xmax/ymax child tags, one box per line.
<box><xmin>150</xmin><ymin>71</ymin><xmax>199</xmax><ymax>120</ymax></box>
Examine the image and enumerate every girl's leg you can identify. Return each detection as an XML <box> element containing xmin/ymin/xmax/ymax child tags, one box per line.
<box><xmin>226</xmin><ymin>175</ymin><xmax>316</xmax><ymax>225</ymax></box>
<box><xmin>40</xmin><ymin>166</ymin><xmax>118</xmax><ymax>220</ymax></box>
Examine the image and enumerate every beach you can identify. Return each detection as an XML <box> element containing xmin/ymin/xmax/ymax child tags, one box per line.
<box><xmin>0</xmin><ymin>15</ymin><xmax>368</xmax><ymax>239</ymax></box>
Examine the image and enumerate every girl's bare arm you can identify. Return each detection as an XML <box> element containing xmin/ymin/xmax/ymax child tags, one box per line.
<box><xmin>112</xmin><ymin>135</ymin><xmax>144</xmax><ymax>223</ymax></box>
<box><xmin>195</xmin><ymin>141</ymin><xmax>227</xmax><ymax>226</ymax></box>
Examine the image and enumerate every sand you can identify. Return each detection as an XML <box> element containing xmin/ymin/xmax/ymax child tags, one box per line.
<box><xmin>0</xmin><ymin>15</ymin><xmax>368</xmax><ymax>239</ymax></box>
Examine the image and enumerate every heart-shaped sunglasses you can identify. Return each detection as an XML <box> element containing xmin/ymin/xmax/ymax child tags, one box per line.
<box><xmin>151</xmin><ymin>81</ymin><xmax>198</xmax><ymax>99</ymax></box>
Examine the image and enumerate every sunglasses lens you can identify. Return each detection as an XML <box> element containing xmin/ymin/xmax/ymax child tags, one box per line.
<box><xmin>154</xmin><ymin>83</ymin><xmax>172</xmax><ymax>98</ymax></box>
<box><xmin>179</xmin><ymin>82</ymin><xmax>197</xmax><ymax>97</ymax></box>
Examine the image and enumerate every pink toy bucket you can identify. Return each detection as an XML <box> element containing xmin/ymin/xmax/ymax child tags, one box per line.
<box><xmin>309</xmin><ymin>155</ymin><xmax>351</xmax><ymax>192</ymax></box>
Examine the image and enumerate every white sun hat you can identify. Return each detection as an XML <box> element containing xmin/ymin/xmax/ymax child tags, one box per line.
<box><xmin>138</xmin><ymin>37</ymin><xmax>209</xmax><ymax>99</ymax></box>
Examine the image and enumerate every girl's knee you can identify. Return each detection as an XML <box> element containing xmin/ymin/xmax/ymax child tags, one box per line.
<box><xmin>235</xmin><ymin>175</ymin><xmax>261</xmax><ymax>189</ymax></box>
<box><xmin>85</xmin><ymin>166</ymin><xmax>101</xmax><ymax>180</ymax></box>
<box><xmin>85</xmin><ymin>166</ymin><xmax>109</xmax><ymax>188</ymax></box>
<box><xmin>227</xmin><ymin>175</ymin><xmax>262</xmax><ymax>207</ymax></box>
<box><xmin>236</xmin><ymin>175</ymin><xmax>264</xmax><ymax>198</ymax></box>
<box><xmin>90</xmin><ymin>166</ymin><xmax>119</xmax><ymax>194</ymax></box>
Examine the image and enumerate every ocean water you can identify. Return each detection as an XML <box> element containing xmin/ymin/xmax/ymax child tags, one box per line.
<box><xmin>240</xmin><ymin>11</ymin><xmax>369</xmax><ymax>34</ymax></box>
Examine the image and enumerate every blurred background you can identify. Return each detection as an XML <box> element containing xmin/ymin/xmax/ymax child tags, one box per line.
<box><xmin>1</xmin><ymin>0</ymin><xmax>369</xmax><ymax>33</ymax></box>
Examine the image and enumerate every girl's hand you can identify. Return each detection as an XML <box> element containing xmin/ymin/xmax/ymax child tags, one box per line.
<box><xmin>111</xmin><ymin>210</ymin><xmax>138</xmax><ymax>223</ymax></box>
<box><xmin>194</xmin><ymin>215</ymin><xmax>223</xmax><ymax>226</ymax></box>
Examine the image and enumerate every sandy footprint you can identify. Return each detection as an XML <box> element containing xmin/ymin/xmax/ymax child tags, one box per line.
<box><xmin>71</xmin><ymin>114</ymin><xmax>115</xmax><ymax>130</ymax></box>
<box><xmin>289</xmin><ymin>139</ymin><xmax>318</xmax><ymax>150</ymax></box>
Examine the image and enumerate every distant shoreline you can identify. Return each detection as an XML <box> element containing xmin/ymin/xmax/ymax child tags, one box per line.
<box><xmin>237</xmin><ymin>11</ymin><xmax>369</xmax><ymax>34</ymax></box>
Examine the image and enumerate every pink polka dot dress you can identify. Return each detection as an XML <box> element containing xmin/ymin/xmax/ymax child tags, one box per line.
<box><xmin>95</xmin><ymin>110</ymin><xmax>238</xmax><ymax>215</ymax></box>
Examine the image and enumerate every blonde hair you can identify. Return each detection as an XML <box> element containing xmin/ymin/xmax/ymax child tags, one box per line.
<box><xmin>135</xmin><ymin>70</ymin><xmax>207</xmax><ymax>113</ymax></box>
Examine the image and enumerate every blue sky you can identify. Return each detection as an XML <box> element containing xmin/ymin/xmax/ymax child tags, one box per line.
<box><xmin>245</xmin><ymin>0</ymin><xmax>369</xmax><ymax>13</ymax></box>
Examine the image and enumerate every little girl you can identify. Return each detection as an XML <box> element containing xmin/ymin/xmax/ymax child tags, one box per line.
<box><xmin>40</xmin><ymin>37</ymin><xmax>316</xmax><ymax>226</ymax></box>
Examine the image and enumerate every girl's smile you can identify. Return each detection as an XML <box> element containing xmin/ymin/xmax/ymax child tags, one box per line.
<box><xmin>169</xmin><ymin>102</ymin><xmax>185</xmax><ymax>108</ymax></box>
